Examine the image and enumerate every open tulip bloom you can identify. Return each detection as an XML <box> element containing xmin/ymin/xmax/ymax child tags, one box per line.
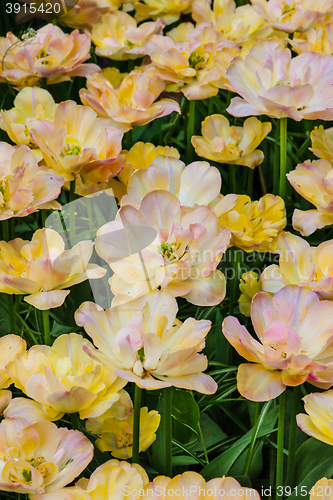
<box><xmin>223</xmin><ymin>285</ymin><xmax>333</xmax><ymax>401</ymax></box>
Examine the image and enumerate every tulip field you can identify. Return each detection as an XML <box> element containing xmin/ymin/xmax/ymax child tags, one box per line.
<box><xmin>2</xmin><ymin>0</ymin><xmax>333</xmax><ymax>498</ymax></box>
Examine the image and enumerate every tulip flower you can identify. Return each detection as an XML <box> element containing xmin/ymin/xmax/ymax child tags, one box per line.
<box><xmin>30</xmin><ymin>100</ymin><xmax>123</xmax><ymax>192</ymax></box>
<box><xmin>192</xmin><ymin>115</ymin><xmax>271</xmax><ymax>169</ymax></box>
<box><xmin>120</xmin><ymin>155</ymin><xmax>237</xmax><ymax>216</ymax></box>
<box><xmin>0</xmin><ymin>228</ymin><xmax>105</xmax><ymax>310</ymax></box>
<box><xmin>310</xmin><ymin>479</ymin><xmax>333</xmax><ymax>500</ymax></box>
<box><xmin>47</xmin><ymin>459</ymin><xmax>150</xmax><ymax>500</ymax></box>
<box><xmin>290</xmin><ymin>23</ymin><xmax>333</xmax><ymax>54</ymax></box>
<box><xmin>0</xmin><ymin>391</ymin><xmax>11</xmax><ymax>414</ymax></box>
<box><xmin>80</xmin><ymin>69</ymin><xmax>180</xmax><ymax>132</ymax></box>
<box><xmin>238</xmin><ymin>271</ymin><xmax>261</xmax><ymax>317</ymax></box>
<box><xmin>223</xmin><ymin>285</ymin><xmax>333</xmax><ymax>401</ymax></box>
<box><xmin>89</xmin><ymin>406</ymin><xmax>160</xmax><ymax>458</ymax></box>
<box><xmin>297</xmin><ymin>390</ymin><xmax>333</xmax><ymax>445</ymax></box>
<box><xmin>0</xmin><ymin>143</ymin><xmax>63</xmax><ymax>221</ymax></box>
<box><xmin>75</xmin><ymin>290</ymin><xmax>217</xmax><ymax>393</ymax></box>
<box><xmin>91</xmin><ymin>11</ymin><xmax>163</xmax><ymax>60</ymax></box>
<box><xmin>0</xmin><ymin>87</ymin><xmax>57</xmax><ymax>161</ymax></box>
<box><xmin>145</xmin><ymin>24</ymin><xmax>239</xmax><ymax>99</ymax></box>
<box><xmin>261</xmin><ymin>231</ymin><xmax>333</xmax><ymax>300</ymax></box>
<box><xmin>226</xmin><ymin>38</ymin><xmax>333</xmax><ymax>121</ymax></box>
<box><xmin>95</xmin><ymin>190</ymin><xmax>231</xmax><ymax>306</ymax></box>
<box><xmin>218</xmin><ymin>194</ymin><xmax>286</xmax><ymax>252</ymax></box>
<box><xmin>111</xmin><ymin>142</ymin><xmax>180</xmax><ymax>202</ymax></box>
<box><xmin>58</xmin><ymin>0</ymin><xmax>129</xmax><ymax>30</ymax></box>
<box><xmin>143</xmin><ymin>471</ymin><xmax>261</xmax><ymax>500</ymax></box>
<box><xmin>6</xmin><ymin>333</ymin><xmax>126</xmax><ymax>420</ymax></box>
<box><xmin>251</xmin><ymin>0</ymin><xmax>333</xmax><ymax>33</ymax></box>
<box><xmin>134</xmin><ymin>0</ymin><xmax>192</xmax><ymax>25</ymax></box>
<box><xmin>86</xmin><ymin>389</ymin><xmax>133</xmax><ymax>434</ymax></box>
<box><xmin>0</xmin><ymin>334</ymin><xmax>26</xmax><ymax>389</ymax></box>
<box><xmin>287</xmin><ymin>159</ymin><xmax>333</xmax><ymax>235</ymax></box>
<box><xmin>310</xmin><ymin>125</ymin><xmax>333</xmax><ymax>163</ymax></box>
<box><xmin>192</xmin><ymin>0</ymin><xmax>272</xmax><ymax>45</ymax></box>
<box><xmin>0</xmin><ymin>24</ymin><xmax>100</xmax><ymax>88</ymax></box>
<box><xmin>0</xmin><ymin>417</ymin><xmax>93</xmax><ymax>497</ymax></box>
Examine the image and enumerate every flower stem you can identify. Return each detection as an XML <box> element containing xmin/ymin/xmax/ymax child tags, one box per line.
<box><xmin>276</xmin><ymin>390</ymin><xmax>286</xmax><ymax>495</ymax></box>
<box><xmin>3</xmin><ymin>219</ymin><xmax>16</xmax><ymax>334</ymax></box>
<box><xmin>229</xmin><ymin>166</ymin><xmax>237</xmax><ymax>194</ymax></box>
<box><xmin>186</xmin><ymin>100</ymin><xmax>195</xmax><ymax>164</ymax></box>
<box><xmin>247</xmin><ymin>169</ymin><xmax>254</xmax><ymax>199</ymax></box>
<box><xmin>163</xmin><ymin>386</ymin><xmax>173</xmax><ymax>477</ymax></box>
<box><xmin>71</xmin><ymin>412</ymin><xmax>79</xmax><ymax>430</ymax></box>
<box><xmin>132</xmin><ymin>384</ymin><xmax>142</xmax><ymax>464</ymax></box>
<box><xmin>42</xmin><ymin>309</ymin><xmax>51</xmax><ymax>346</ymax></box>
<box><xmin>243</xmin><ymin>401</ymin><xmax>271</xmax><ymax>475</ymax></box>
<box><xmin>285</xmin><ymin>387</ymin><xmax>300</xmax><ymax>488</ymax></box>
<box><xmin>69</xmin><ymin>179</ymin><xmax>76</xmax><ymax>239</ymax></box>
<box><xmin>279</xmin><ymin>117</ymin><xmax>288</xmax><ymax>199</ymax></box>
<box><xmin>226</xmin><ymin>249</ymin><xmax>241</xmax><ymax>364</ymax></box>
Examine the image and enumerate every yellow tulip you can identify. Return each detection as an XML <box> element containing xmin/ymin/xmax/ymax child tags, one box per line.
<box><xmin>29</xmin><ymin>100</ymin><xmax>124</xmax><ymax>191</ymax></box>
<box><xmin>6</xmin><ymin>333</ymin><xmax>126</xmax><ymax>420</ymax></box>
<box><xmin>0</xmin><ymin>87</ymin><xmax>57</xmax><ymax>161</ymax></box>
<box><xmin>238</xmin><ymin>271</ymin><xmax>261</xmax><ymax>316</ymax></box>
<box><xmin>0</xmin><ymin>143</ymin><xmax>63</xmax><ymax>221</ymax></box>
<box><xmin>297</xmin><ymin>390</ymin><xmax>333</xmax><ymax>445</ymax></box>
<box><xmin>109</xmin><ymin>142</ymin><xmax>180</xmax><ymax>201</ymax></box>
<box><xmin>0</xmin><ymin>228</ymin><xmax>105</xmax><ymax>310</ymax></box>
<box><xmin>0</xmin><ymin>24</ymin><xmax>99</xmax><ymax>88</ymax></box>
<box><xmin>192</xmin><ymin>115</ymin><xmax>271</xmax><ymax>169</ymax></box>
<box><xmin>0</xmin><ymin>417</ymin><xmax>93</xmax><ymax>497</ymax></box>
<box><xmin>91</xmin><ymin>10</ymin><xmax>163</xmax><ymax>60</ymax></box>
<box><xmin>134</xmin><ymin>0</ymin><xmax>192</xmax><ymax>25</ymax></box>
<box><xmin>219</xmin><ymin>194</ymin><xmax>286</xmax><ymax>252</ymax></box>
<box><xmin>80</xmin><ymin>69</ymin><xmax>180</xmax><ymax>132</ymax></box>
<box><xmin>287</xmin><ymin>158</ymin><xmax>333</xmax><ymax>236</ymax></box>
<box><xmin>90</xmin><ymin>406</ymin><xmax>160</xmax><ymax>458</ymax></box>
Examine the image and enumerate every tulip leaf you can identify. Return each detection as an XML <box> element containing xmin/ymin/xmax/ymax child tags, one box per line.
<box><xmin>201</xmin><ymin>406</ymin><xmax>279</xmax><ymax>480</ymax></box>
<box><xmin>294</xmin><ymin>438</ymin><xmax>333</xmax><ymax>485</ymax></box>
<box><xmin>288</xmin><ymin>455</ymin><xmax>333</xmax><ymax>500</ymax></box>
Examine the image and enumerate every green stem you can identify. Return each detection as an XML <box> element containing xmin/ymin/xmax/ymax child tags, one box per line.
<box><xmin>226</xmin><ymin>249</ymin><xmax>241</xmax><ymax>364</ymax></box>
<box><xmin>285</xmin><ymin>387</ymin><xmax>300</xmax><ymax>488</ymax></box>
<box><xmin>41</xmin><ymin>209</ymin><xmax>47</xmax><ymax>228</ymax></box>
<box><xmin>229</xmin><ymin>166</ymin><xmax>237</xmax><ymax>193</ymax></box>
<box><xmin>247</xmin><ymin>169</ymin><xmax>254</xmax><ymax>199</ymax></box>
<box><xmin>243</xmin><ymin>401</ymin><xmax>271</xmax><ymax>475</ymax></box>
<box><xmin>132</xmin><ymin>384</ymin><xmax>142</xmax><ymax>464</ymax></box>
<box><xmin>186</xmin><ymin>100</ymin><xmax>195</xmax><ymax>164</ymax></box>
<box><xmin>69</xmin><ymin>179</ymin><xmax>76</xmax><ymax>239</ymax></box>
<box><xmin>163</xmin><ymin>386</ymin><xmax>173</xmax><ymax>477</ymax></box>
<box><xmin>276</xmin><ymin>390</ymin><xmax>286</xmax><ymax>495</ymax></box>
<box><xmin>279</xmin><ymin>117</ymin><xmax>288</xmax><ymax>199</ymax></box>
<box><xmin>3</xmin><ymin>219</ymin><xmax>16</xmax><ymax>334</ymax></box>
<box><xmin>228</xmin><ymin>249</ymin><xmax>241</xmax><ymax>316</ymax></box>
<box><xmin>273</xmin><ymin>121</ymin><xmax>280</xmax><ymax>194</ymax></box>
<box><xmin>42</xmin><ymin>309</ymin><xmax>51</xmax><ymax>346</ymax></box>
<box><xmin>71</xmin><ymin>412</ymin><xmax>79</xmax><ymax>430</ymax></box>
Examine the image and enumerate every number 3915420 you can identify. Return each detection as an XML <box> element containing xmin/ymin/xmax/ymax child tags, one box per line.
<box><xmin>5</xmin><ymin>2</ymin><xmax>61</xmax><ymax>14</ymax></box>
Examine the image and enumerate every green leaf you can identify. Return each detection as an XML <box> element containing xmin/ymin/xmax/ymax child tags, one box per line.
<box><xmin>172</xmin><ymin>389</ymin><xmax>200</xmax><ymax>444</ymax></box>
<box><xmin>289</xmin><ymin>456</ymin><xmax>333</xmax><ymax>500</ymax></box>
<box><xmin>294</xmin><ymin>438</ymin><xmax>333</xmax><ymax>485</ymax></box>
<box><xmin>201</xmin><ymin>406</ymin><xmax>279</xmax><ymax>480</ymax></box>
